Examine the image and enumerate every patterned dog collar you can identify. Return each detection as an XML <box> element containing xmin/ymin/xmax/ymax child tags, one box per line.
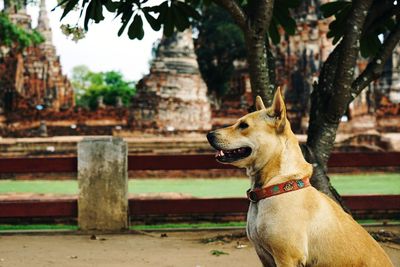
<box><xmin>247</xmin><ymin>177</ymin><xmax>311</xmax><ymax>203</ymax></box>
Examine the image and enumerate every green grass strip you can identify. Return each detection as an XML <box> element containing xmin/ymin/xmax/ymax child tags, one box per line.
<box><xmin>130</xmin><ymin>222</ymin><xmax>246</xmax><ymax>230</ymax></box>
<box><xmin>0</xmin><ymin>173</ymin><xmax>398</xmax><ymax>197</ymax></box>
<box><xmin>1</xmin><ymin>220</ymin><xmax>398</xmax><ymax>232</ymax></box>
<box><xmin>0</xmin><ymin>180</ymin><xmax>78</xmax><ymax>195</ymax></box>
<box><xmin>0</xmin><ymin>224</ymin><xmax>78</xmax><ymax>231</ymax></box>
<box><xmin>330</xmin><ymin>173</ymin><xmax>400</xmax><ymax>195</ymax></box>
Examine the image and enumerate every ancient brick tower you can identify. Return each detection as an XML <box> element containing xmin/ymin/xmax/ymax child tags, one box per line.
<box><xmin>0</xmin><ymin>0</ymin><xmax>74</xmax><ymax>114</ymax></box>
<box><xmin>131</xmin><ymin>29</ymin><xmax>212</xmax><ymax>132</ymax></box>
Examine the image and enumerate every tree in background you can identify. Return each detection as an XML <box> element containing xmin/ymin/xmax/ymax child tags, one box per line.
<box><xmin>194</xmin><ymin>5</ymin><xmax>246</xmax><ymax>105</ymax></box>
<box><xmin>56</xmin><ymin>0</ymin><xmax>400</xmax><ymax>206</ymax></box>
<box><xmin>0</xmin><ymin>12</ymin><xmax>43</xmax><ymax>53</ymax></box>
<box><xmin>71</xmin><ymin>65</ymin><xmax>136</xmax><ymax>110</ymax></box>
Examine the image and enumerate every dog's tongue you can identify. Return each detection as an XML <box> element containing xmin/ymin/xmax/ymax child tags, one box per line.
<box><xmin>215</xmin><ymin>150</ymin><xmax>224</xmax><ymax>157</ymax></box>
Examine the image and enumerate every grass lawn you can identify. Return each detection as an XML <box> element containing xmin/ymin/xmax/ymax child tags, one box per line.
<box><xmin>1</xmin><ymin>220</ymin><xmax>399</xmax><ymax>231</ymax></box>
<box><xmin>0</xmin><ymin>173</ymin><xmax>399</xmax><ymax>197</ymax></box>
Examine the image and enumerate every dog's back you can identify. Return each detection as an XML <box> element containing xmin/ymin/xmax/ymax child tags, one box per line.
<box><xmin>250</xmin><ymin>187</ymin><xmax>393</xmax><ymax>266</ymax></box>
<box><xmin>307</xmin><ymin>189</ymin><xmax>393</xmax><ymax>266</ymax></box>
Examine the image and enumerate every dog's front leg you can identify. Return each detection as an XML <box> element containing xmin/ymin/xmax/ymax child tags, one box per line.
<box><xmin>254</xmin><ymin>245</ymin><xmax>276</xmax><ymax>267</ymax></box>
<box><xmin>272</xmin><ymin>253</ymin><xmax>306</xmax><ymax>267</ymax></box>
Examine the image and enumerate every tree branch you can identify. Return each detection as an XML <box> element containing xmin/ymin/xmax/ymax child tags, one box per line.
<box><xmin>363</xmin><ymin>0</ymin><xmax>396</xmax><ymax>34</ymax></box>
<box><xmin>306</xmin><ymin>1</ymin><xmax>372</xmax><ymax>168</ymax></box>
<box><xmin>251</xmin><ymin>0</ymin><xmax>274</xmax><ymax>35</ymax></box>
<box><xmin>352</xmin><ymin>22</ymin><xmax>400</xmax><ymax>97</ymax></box>
<box><xmin>363</xmin><ymin>3</ymin><xmax>400</xmax><ymax>38</ymax></box>
<box><xmin>212</xmin><ymin>0</ymin><xmax>247</xmax><ymax>30</ymax></box>
<box><xmin>327</xmin><ymin>0</ymin><xmax>373</xmax><ymax>121</ymax></box>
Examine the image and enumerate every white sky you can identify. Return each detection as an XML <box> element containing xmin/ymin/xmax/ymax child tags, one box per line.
<box><xmin>26</xmin><ymin>0</ymin><xmax>162</xmax><ymax>81</ymax></box>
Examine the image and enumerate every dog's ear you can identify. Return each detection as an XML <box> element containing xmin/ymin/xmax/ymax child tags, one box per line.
<box><xmin>270</xmin><ymin>87</ymin><xmax>286</xmax><ymax>133</ymax></box>
<box><xmin>255</xmin><ymin>96</ymin><xmax>266</xmax><ymax>111</ymax></box>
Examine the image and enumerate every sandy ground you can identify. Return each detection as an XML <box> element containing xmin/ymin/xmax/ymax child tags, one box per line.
<box><xmin>0</xmin><ymin>230</ymin><xmax>399</xmax><ymax>267</ymax></box>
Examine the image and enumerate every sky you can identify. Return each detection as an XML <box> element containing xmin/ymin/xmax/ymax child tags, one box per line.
<box><xmin>26</xmin><ymin>0</ymin><xmax>162</xmax><ymax>81</ymax></box>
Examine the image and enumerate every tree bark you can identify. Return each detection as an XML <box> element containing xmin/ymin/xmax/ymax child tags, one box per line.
<box><xmin>212</xmin><ymin>0</ymin><xmax>396</xmax><ymax>210</ymax></box>
<box><xmin>307</xmin><ymin>0</ymin><xmax>373</xmax><ymax>167</ymax></box>
<box><xmin>301</xmin><ymin>144</ymin><xmax>351</xmax><ymax>213</ymax></box>
<box><xmin>245</xmin><ymin>32</ymin><xmax>275</xmax><ymax>105</ymax></box>
<box><xmin>305</xmin><ymin>0</ymin><xmax>373</xmax><ymax>207</ymax></box>
<box><xmin>214</xmin><ymin>0</ymin><xmax>275</xmax><ymax>105</ymax></box>
<box><xmin>307</xmin><ymin>47</ymin><xmax>341</xmax><ymax>168</ymax></box>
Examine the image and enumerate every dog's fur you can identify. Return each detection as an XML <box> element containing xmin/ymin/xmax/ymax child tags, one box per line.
<box><xmin>207</xmin><ymin>89</ymin><xmax>393</xmax><ymax>267</ymax></box>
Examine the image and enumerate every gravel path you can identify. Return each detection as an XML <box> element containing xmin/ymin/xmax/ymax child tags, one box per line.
<box><xmin>0</xmin><ymin>229</ymin><xmax>399</xmax><ymax>267</ymax></box>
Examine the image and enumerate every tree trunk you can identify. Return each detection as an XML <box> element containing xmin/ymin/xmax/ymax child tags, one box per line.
<box><xmin>244</xmin><ymin>31</ymin><xmax>275</xmax><ymax>106</ymax></box>
<box><xmin>304</xmin><ymin>85</ymin><xmax>346</xmax><ymax>208</ymax></box>
<box><xmin>303</xmin><ymin>48</ymin><xmax>350</xmax><ymax>209</ymax></box>
<box><xmin>303</xmin><ymin>0</ymin><xmax>373</xmax><ymax>210</ymax></box>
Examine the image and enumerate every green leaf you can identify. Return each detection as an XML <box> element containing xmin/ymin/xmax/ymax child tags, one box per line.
<box><xmin>128</xmin><ymin>14</ymin><xmax>144</xmax><ymax>40</ymax></box>
<box><xmin>163</xmin><ymin>5</ymin><xmax>174</xmax><ymax>36</ymax></box>
<box><xmin>383</xmin><ymin>18</ymin><xmax>396</xmax><ymax>31</ymax></box>
<box><xmin>173</xmin><ymin>3</ymin><xmax>190</xmax><ymax>31</ymax></box>
<box><xmin>320</xmin><ymin>1</ymin><xmax>350</xmax><ymax>18</ymax></box>
<box><xmin>93</xmin><ymin>0</ymin><xmax>105</xmax><ymax>23</ymax></box>
<box><xmin>156</xmin><ymin>1</ymin><xmax>168</xmax><ymax>23</ymax></box>
<box><xmin>360</xmin><ymin>34</ymin><xmax>381</xmax><ymax>58</ymax></box>
<box><xmin>286</xmin><ymin>0</ymin><xmax>301</xmax><ymax>8</ymax></box>
<box><xmin>142</xmin><ymin>7</ymin><xmax>161</xmax><ymax>31</ymax></box>
<box><xmin>274</xmin><ymin>2</ymin><xmax>296</xmax><ymax>35</ymax></box>
<box><xmin>325</xmin><ymin>3</ymin><xmax>351</xmax><ymax>44</ymax></box>
<box><xmin>176</xmin><ymin>2</ymin><xmax>201</xmax><ymax>20</ymax></box>
<box><xmin>104</xmin><ymin>0</ymin><xmax>119</xmax><ymax>12</ymax></box>
<box><xmin>51</xmin><ymin>0</ymin><xmax>70</xmax><ymax>11</ymax></box>
<box><xmin>117</xmin><ymin>10</ymin><xmax>133</xmax><ymax>36</ymax></box>
<box><xmin>210</xmin><ymin>250</ymin><xmax>229</xmax><ymax>256</ymax></box>
<box><xmin>60</xmin><ymin>0</ymin><xmax>79</xmax><ymax>20</ymax></box>
<box><xmin>83</xmin><ymin>1</ymin><xmax>94</xmax><ymax>30</ymax></box>
<box><xmin>268</xmin><ymin>18</ymin><xmax>280</xmax><ymax>45</ymax></box>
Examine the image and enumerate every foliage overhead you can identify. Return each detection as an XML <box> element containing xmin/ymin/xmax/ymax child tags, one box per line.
<box><xmin>268</xmin><ymin>0</ymin><xmax>299</xmax><ymax>44</ymax></box>
<box><xmin>56</xmin><ymin>0</ymin><xmax>299</xmax><ymax>43</ymax></box>
<box><xmin>320</xmin><ymin>0</ymin><xmax>399</xmax><ymax>57</ymax></box>
<box><xmin>0</xmin><ymin>12</ymin><xmax>44</xmax><ymax>50</ymax></box>
<box><xmin>56</xmin><ymin>0</ymin><xmax>201</xmax><ymax>40</ymax></box>
<box><xmin>194</xmin><ymin>4</ymin><xmax>246</xmax><ymax>98</ymax></box>
<box><xmin>71</xmin><ymin>66</ymin><xmax>136</xmax><ymax>110</ymax></box>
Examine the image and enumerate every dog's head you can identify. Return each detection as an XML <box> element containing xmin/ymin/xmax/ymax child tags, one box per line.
<box><xmin>207</xmin><ymin>88</ymin><xmax>291</xmax><ymax>169</ymax></box>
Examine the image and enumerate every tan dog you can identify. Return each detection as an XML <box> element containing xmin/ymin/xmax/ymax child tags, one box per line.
<box><xmin>207</xmin><ymin>89</ymin><xmax>393</xmax><ymax>267</ymax></box>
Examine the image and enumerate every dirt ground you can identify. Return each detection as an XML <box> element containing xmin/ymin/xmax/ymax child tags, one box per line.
<box><xmin>0</xmin><ymin>229</ymin><xmax>399</xmax><ymax>267</ymax></box>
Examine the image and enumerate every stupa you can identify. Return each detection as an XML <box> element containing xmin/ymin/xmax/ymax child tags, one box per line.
<box><xmin>130</xmin><ymin>29</ymin><xmax>211</xmax><ymax>132</ymax></box>
<box><xmin>0</xmin><ymin>0</ymin><xmax>74</xmax><ymax>114</ymax></box>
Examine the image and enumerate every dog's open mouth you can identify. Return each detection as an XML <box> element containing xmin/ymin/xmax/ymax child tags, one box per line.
<box><xmin>214</xmin><ymin>147</ymin><xmax>252</xmax><ymax>163</ymax></box>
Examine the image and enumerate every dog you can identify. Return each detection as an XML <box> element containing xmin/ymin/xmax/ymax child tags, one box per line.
<box><xmin>207</xmin><ymin>89</ymin><xmax>393</xmax><ymax>267</ymax></box>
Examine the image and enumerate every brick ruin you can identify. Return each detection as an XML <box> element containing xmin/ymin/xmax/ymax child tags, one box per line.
<box><xmin>1</xmin><ymin>12</ymin><xmax>212</xmax><ymax>135</ymax></box>
<box><xmin>0</xmin><ymin>0</ymin><xmax>74</xmax><ymax>116</ymax></box>
<box><xmin>130</xmin><ymin>29</ymin><xmax>211</xmax><ymax>132</ymax></box>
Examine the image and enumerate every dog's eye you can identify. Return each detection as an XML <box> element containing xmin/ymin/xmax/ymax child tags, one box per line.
<box><xmin>238</xmin><ymin>122</ymin><xmax>249</xmax><ymax>129</ymax></box>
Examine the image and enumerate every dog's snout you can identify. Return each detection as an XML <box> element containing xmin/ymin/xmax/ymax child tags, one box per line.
<box><xmin>207</xmin><ymin>131</ymin><xmax>216</xmax><ymax>144</ymax></box>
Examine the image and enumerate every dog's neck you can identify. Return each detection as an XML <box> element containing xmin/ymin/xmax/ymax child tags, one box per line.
<box><xmin>247</xmin><ymin>136</ymin><xmax>313</xmax><ymax>189</ymax></box>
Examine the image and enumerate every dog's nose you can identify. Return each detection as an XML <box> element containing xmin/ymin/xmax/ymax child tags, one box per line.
<box><xmin>206</xmin><ymin>131</ymin><xmax>216</xmax><ymax>144</ymax></box>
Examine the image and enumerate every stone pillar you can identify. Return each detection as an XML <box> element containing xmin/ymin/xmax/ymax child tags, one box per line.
<box><xmin>78</xmin><ymin>137</ymin><xmax>128</xmax><ymax>231</ymax></box>
<box><xmin>39</xmin><ymin>120</ymin><xmax>48</xmax><ymax>137</ymax></box>
<box><xmin>97</xmin><ymin>96</ymin><xmax>106</xmax><ymax>109</ymax></box>
<box><xmin>116</xmin><ymin>96</ymin><xmax>123</xmax><ymax>108</ymax></box>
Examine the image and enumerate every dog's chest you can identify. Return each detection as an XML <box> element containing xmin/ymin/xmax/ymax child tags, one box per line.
<box><xmin>246</xmin><ymin>199</ymin><xmax>282</xmax><ymax>243</ymax></box>
<box><xmin>246</xmin><ymin>202</ymin><xmax>261</xmax><ymax>242</ymax></box>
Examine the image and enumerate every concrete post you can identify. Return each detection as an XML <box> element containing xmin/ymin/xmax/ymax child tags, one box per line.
<box><xmin>78</xmin><ymin>136</ymin><xmax>128</xmax><ymax>231</ymax></box>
